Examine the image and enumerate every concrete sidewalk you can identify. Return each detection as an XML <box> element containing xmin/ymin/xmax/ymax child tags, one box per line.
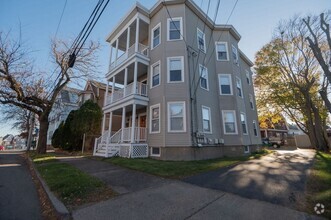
<box><xmin>60</xmin><ymin>157</ymin><xmax>323</xmax><ymax>220</ymax></box>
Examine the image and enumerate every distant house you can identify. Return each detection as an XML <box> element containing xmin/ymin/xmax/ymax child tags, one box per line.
<box><xmin>2</xmin><ymin>134</ymin><xmax>14</xmax><ymax>147</ymax></box>
<box><xmin>287</xmin><ymin>123</ymin><xmax>304</xmax><ymax>136</ymax></box>
<box><xmin>47</xmin><ymin>87</ymin><xmax>82</xmax><ymax>146</ymax></box>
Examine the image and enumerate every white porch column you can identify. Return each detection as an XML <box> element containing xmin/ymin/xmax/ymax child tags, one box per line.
<box><xmin>124</xmin><ymin>68</ymin><xmax>128</xmax><ymax>96</ymax></box>
<box><xmin>104</xmin><ymin>81</ymin><xmax>109</xmax><ymax>107</ymax></box>
<box><xmin>111</xmin><ymin>76</ymin><xmax>115</xmax><ymax>103</ymax></box>
<box><xmin>126</xmin><ymin>27</ymin><xmax>131</xmax><ymax>53</ymax></box>
<box><xmin>115</xmin><ymin>39</ymin><xmax>119</xmax><ymax>63</ymax></box>
<box><xmin>133</xmin><ymin>61</ymin><xmax>138</xmax><ymax>95</ymax></box>
<box><xmin>121</xmin><ymin>107</ymin><xmax>126</xmax><ymax>141</ymax></box>
<box><xmin>131</xmin><ymin>104</ymin><xmax>137</xmax><ymax>143</ymax></box>
<box><xmin>109</xmin><ymin>45</ymin><xmax>113</xmax><ymax>69</ymax></box>
<box><xmin>108</xmin><ymin>112</ymin><xmax>113</xmax><ymax>135</ymax></box>
<box><xmin>101</xmin><ymin>113</ymin><xmax>106</xmax><ymax>133</ymax></box>
<box><xmin>135</xmin><ymin>18</ymin><xmax>140</xmax><ymax>53</ymax></box>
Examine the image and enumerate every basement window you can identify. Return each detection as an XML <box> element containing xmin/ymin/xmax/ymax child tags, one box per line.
<box><xmin>151</xmin><ymin>147</ymin><xmax>161</xmax><ymax>157</ymax></box>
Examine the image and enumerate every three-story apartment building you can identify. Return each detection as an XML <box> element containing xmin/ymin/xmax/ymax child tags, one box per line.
<box><xmin>94</xmin><ymin>0</ymin><xmax>261</xmax><ymax>160</ymax></box>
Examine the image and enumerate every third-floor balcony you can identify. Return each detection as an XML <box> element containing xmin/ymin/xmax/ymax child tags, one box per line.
<box><xmin>107</xmin><ymin>17</ymin><xmax>149</xmax><ymax>75</ymax></box>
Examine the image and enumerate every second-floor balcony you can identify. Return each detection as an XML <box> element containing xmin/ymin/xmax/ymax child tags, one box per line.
<box><xmin>107</xmin><ymin>81</ymin><xmax>147</xmax><ymax>106</ymax></box>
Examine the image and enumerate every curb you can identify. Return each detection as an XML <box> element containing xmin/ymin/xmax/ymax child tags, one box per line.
<box><xmin>27</xmin><ymin>158</ymin><xmax>71</xmax><ymax>220</ymax></box>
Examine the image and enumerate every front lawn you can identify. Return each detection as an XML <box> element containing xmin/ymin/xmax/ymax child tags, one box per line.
<box><xmin>103</xmin><ymin>149</ymin><xmax>271</xmax><ymax>179</ymax></box>
<box><xmin>34</xmin><ymin>156</ymin><xmax>115</xmax><ymax>209</ymax></box>
<box><xmin>306</xmin><ymin>151</ymin><xmax>331</xmax><ymax>218</ymax></box>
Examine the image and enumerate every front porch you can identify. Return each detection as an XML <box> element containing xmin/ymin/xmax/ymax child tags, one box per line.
<box><xmin>94</xmin><ymin>104</ymin><xmax>148</xmax><ymax>158</ymax></box>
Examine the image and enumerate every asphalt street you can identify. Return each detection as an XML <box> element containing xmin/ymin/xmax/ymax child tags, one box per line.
<box><xmin>0</xmin><ymin>152</ymin><xmax>42</xmax><ymax>220</ymax></box>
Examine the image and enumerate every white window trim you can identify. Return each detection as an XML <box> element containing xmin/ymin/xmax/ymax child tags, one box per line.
<box><xmin>236</xmin><ymin>77</ymin><xmax>243</xmax><ymax>98</ymax></box>
<box><xmin>151</xmin><ymin>23</ymin><xmax>161</xmax><ymax>50</ymax></box>
<box><xmin>150</xmin><ymin>61</ymin><xmax>161</xmax><ymax>89</ymax></box>
<box><xmin>222</xmin><ymin>110</ymin><xmax>238</xmax><ymax>135</ymax></box>
<box><xmin>253</xmin><ymin>120</ymin><xmax>258</xmax><ymax>137</ymax></box>
<box><xmin>197</xmin><ymin>28</ymin><xmax>206</xmax><ymax>53</ymax></box>
<box><xmin>167</xmin><ymin>101</ymin><xmax>186</xmax><ymax>132</ymax></box>
<box><xmin>167</xmin><ymin>56</ymin><xmax>184</xmax><ymax>83</ymax></box>
<box><xmin>218</xmin><ymin>74</ymin><xmax>233</xmax><ymax>95</ymax></box>
<box><xmin>150</xmin><ymin>147</ymin><xmax>161</xmax><ymax>157</ymax></box>
<box><xmin>202</xmin><ymin>106</ymin><xmax>212</xmax><ymax>134</ymax></box>
<box><xmin>149</xmin><ymin>103</ymin><xmax>160</xmax><ymax>134</ymax></box>
<box><xmin>215</xmin><ymin>41</ymin><xmax>229</xmax><ymax>61</ymax></box>
<box><xmin>240</xmin><ymin>112</ymin><xmax>248</xmax><ymax>135</ymax></box>
<box><xmin>245</xmin><ymin>70</ymin><xmax>251</xmax><ymax>85</ymax></box>
<box><xmin>249</xmin><ymin>94</ymin><xmax>255</xmax><ymax>110</ymax></box>
<box><xmin>232</xmin><ymin>44</ymin><xmax>239</xmax><ymax>64</ymax></box>
<box><xmin>199</xmin><ymin>64</ymin><xmax>209</xmax><ymax>91</ymax></box>
<box><xmin>167</xmin><ymin>17</ymin><xmax>183</xmax><ymax>41</ymax></box>
<box><xmin>244</xmin><ymin>146</ymin><xmax>250</xmax><ymax>153</ymax></box>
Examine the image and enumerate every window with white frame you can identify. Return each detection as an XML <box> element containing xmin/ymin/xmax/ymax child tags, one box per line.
<box><xmin>199</xmin><ymin>65</ymin><xmax>209</xmax><ymax>90</ymax></box>
<box><xmin>202</xmin><ymin>106</ymin><xmax>211</xmax><ymax>133</ymax></box>
<box><xmin>168</xmin><ymin>17</ymin><xmax>182</xmax><ymax>41</ymax></box>
<box><xmin>249</xmin><ymin>94</ymin><xmax>254</xmax><ymax>110</ymax></box>
<box><xmin>152</xmin><ymin>23</ymin><xmax>161</xmax><ymax>49</ymax></box>
<box><xmin>240</xmin><ymin>113</ymin><xmax>248</xmax><ymax>135</ymax></box>
<box><xmin>168</xmin><ymin>57</ymin><xmax>184</xmax><ymax>82</ymax></box>
<box><xmin>236</xmin><ymin>77</ymin><xmax>243</xmax><ymax>97</ymax></box>
<box><xmin>168</xmin><ymin>102</ymin><xmax>186</xmax><ymax>132</ymax></box>
<box><xmin>232</xmin><ymin>45</ymin><xmax>238</xmax><ymax>63</ymax></box>
<box><xmin>244</xmin><ymin>145</ymin><xmax>250</xmax><ymax>153</ymax></box>
<box><xmin>216</xmin><ymin>42</ymin><xmax>228</xmax><ymax>61</ymax></box>
<box><xmin>218</xmin><ymin>74</ymin><xmax>232</xmax><ymax>95</ymax></box>
<box><xmin>253</xmin><ymin>120</ymin><xmax>258</xmax><ymax>137</ymax></box>
<box><xmin>197</xmin><ymin>28</ymin><xmax>206</xmax><ymax>52</ymax></box>
<box><xmin>151</xmin><ymin>147</ymin><xmax>161</xmax><ymax>156</ymax></box>
<box><xmin>245</xmin><ymin>70</ymin><xmax>251</xmax><ymax>84</ymax></box>
<box><xmin>151</xmin><ymin>61</ymin><xmax>160</xmax><ymax>88</ymax></box>
<box><xmin>222</xmin><ymin>110</ymin><xmax>237</xmax><ymax>134</ymax></box>
<box><xmin>150</xmin><ymin>104</ymin><xmax>160</xmax><ymax>133</ymax></box>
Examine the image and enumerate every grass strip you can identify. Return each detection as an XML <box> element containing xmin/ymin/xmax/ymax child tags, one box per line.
<box><xmin>306</xmin><ymin>151</ymin><xmax>331</xmax><ymax>218</ymax></box>
<box><xmin>35</xmin><ymin>161</ymin><xmax>113</xmax><ymax>209</ymax></box>
<box><xmin>103</xmin><ymin>149</ymin><xmax>272</xmax><ymax>179</ymax></box>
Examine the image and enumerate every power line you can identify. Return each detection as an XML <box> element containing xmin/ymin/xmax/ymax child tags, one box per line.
<box><xmin>54</xmin><ymin>0</ymin><xmax>68</xmax><ymax>39</ymax></box>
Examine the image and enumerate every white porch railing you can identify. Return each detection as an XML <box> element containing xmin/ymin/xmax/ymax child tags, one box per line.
<box><xmin>109</xmin><ymin>43</ymin><xmax>149</xmax><ymax>72</ymax></box>
<box><xmin>107</xmin><ymin>82</ymin><xmax>147</xmax><ymax>105</ymax></box>
<box><xmin>93</xmin><ymin>127</ymin><xmax>148</xmax><ymax>158</ymax></box>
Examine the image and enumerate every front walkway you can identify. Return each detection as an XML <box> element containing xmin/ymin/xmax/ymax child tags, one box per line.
<box><xmin>59</xmin><ymin>152</ymin><xmax>322</xmax><ymax>220</ymax></box>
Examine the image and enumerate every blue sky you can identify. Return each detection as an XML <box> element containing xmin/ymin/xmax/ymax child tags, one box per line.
<box><xmin>0</xmin><ymin>0</ymin><xmax>329</xmax><ymax>137</ymax></box>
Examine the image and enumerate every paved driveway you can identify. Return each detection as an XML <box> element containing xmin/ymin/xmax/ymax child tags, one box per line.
<box><xmin>184</xmin><ymin>149</ymin><xmax>315</xmax><ymax>210</ymax></box>
<box><xmin>0</xmin><ymin>152</ymin><xmax>42</xmax><ymax>220</ymax></box>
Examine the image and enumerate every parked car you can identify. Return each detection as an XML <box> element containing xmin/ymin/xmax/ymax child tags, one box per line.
<box><xmin>262</xmin><ymin>137</ymin><xmax>284</xmax><ymax>148</ymax></box>
<box><xmin>0</xmin><ymin>145</ymin><xmax>4</xmax><ymax>151</ymax></box>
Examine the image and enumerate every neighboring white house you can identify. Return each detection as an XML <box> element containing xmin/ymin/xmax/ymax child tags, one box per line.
<box><xmin>47</xmin><ymin>87</ymin><xmax>81</xmax><ymax>146</ymax></box>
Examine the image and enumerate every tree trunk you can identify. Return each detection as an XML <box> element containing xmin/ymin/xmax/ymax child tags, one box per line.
<box><xmin>37</xmin><ymin>114</ymin><xmax>49</xmax><ymax>154</ymax></box>
<box><xmin>319</xmin><ymin>90</ymin><xmax>331</xmax><ymax>114</ymax></box>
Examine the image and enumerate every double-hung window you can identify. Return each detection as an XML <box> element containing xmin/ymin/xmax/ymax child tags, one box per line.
<box><xmin>218</xmin><ymin>74</ymin><xmax>232</xmax><ymax>95</ymax></box>
<box><xmin>197</xmin><ymin>28</ymin><xmax>206</xmax><ymax>52</ymax></box>
<box><xmin>232</xmin><ymin>45</ymin><xmax>238</xmax><ymax>64</ymax></box>
<box><xmin>202</xmin><ymin>106</ymin><xmax>212</xmax><ymax>133</ymax></box>
<box><xmin>245</xmin><ymin>70</ymin><xmax>251</xmax><ymax>84</ymax></box>
<box><xmin>199</xmin><ymin>65</ymin><xmax>209</xmax><ymax>90</ymax></box>
<box><xmin>222</xmin><ymin>110</ymin><xmax>237</xmax><ymax>134</ymax></box>
<box><xmin>168</xmin><ymin>102</ymin><xmax>186</xmax><ymax>132</ymax></box>
<box><xmin>151</xmin><ymin>61</ymin><xmax>160</xmax><ymax>88</ymax></box>
<box><xmin>249</xmin><ymin>94</ymin><xmax>254</xmax><ymax>110</ymax></box>
<box><xmin>168</xmin><ymin>17</ymin><xmax>182</xmax><ymax>41</ymax></box>
<box><xmin>240</xmin><ymin>113</ymin><xmax>248</xmax><ymax>135</ymax></box>
<box><xmin>152</xmin><ymin>23</ymin><xmax>161</xmax><ymax>49</ymax></box>
<box><xmin>216</xmin><ymin>42</ymin><xmax>228</xmax><ymax>61</ymax></box>
<box><xmin>253</xmin><ymin>120</ymin><xmax>258</xmax><ymax>136</ymax></box>
<box><xmin>168</xmin><ymin>57</ymin><xmax>184</xmax><ymax>83</ymax></box>
<box><xmin>150</xmin><ymin>104</ymin><xmax>160</xmax><ymax>133</ymax></box>
<box><xmin>236</xmin><ymin>77</ymin><xmax>243</xmax><ymax>98</ymax></box>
